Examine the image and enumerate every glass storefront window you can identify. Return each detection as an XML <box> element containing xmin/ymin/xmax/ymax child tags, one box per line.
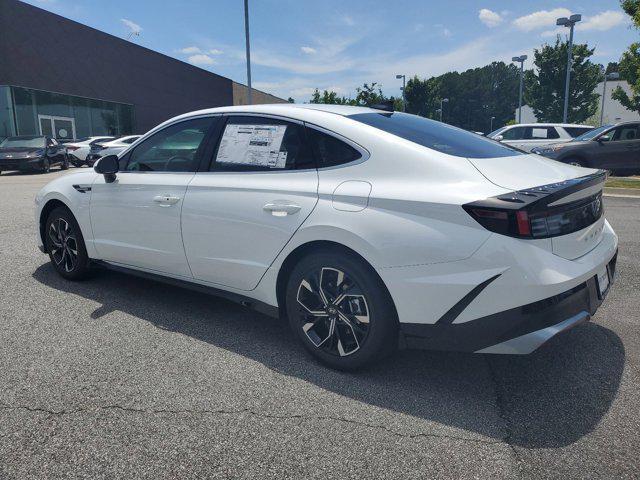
<box><xmin>5</xmin><ymin>86</ymin><xmax>134</xmax><ymax>139</ymax></box>
<box><xmin>0</xmin><ymin>86</ymin><xmax>16</xmax><ymax>140</ymax></box>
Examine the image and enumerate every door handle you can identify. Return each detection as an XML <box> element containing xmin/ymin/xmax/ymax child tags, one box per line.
<box><xmin>153</xmin><ymin>195</ymin><xmax>181</xmax><ymax>206</ymax></box>
<box><xmin>263</xmin><ymin>202</ymin><xmax>302</xmax><ymax>216</ymax></box>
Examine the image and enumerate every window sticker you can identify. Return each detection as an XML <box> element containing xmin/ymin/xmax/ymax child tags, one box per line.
<box><xmin>531</xmin><ymin>128</ymin><xmax>548</xmax><ymax>139</ymax></box>
<box><xmin>217</xmin><ymin>124</ymin><xmax>288</xmax><ymax>168</ymax></box>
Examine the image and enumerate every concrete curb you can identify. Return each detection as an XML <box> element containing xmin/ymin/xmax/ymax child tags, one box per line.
<box><xmin>604</xmin><ymin>187</ymin><xmax>640</xmax><ymax>198</ymax></box>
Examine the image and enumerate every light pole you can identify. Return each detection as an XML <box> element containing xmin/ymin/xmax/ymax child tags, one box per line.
<box><xmin>490</xmin><ymin>116</ymin><xmax>496</xmax><ymax>132</ymax></box>
<box><xmin>512</xmin><ymin>55</ymin><xmax>527</xmax><ymax>123</ymax></box>
<box><xmin>439</xmin><ymin>98</ymin><xmax>448</xmax><ymax>122</ymax></box>
<box><xmin>600</xmin><ymin>70</ymin><xmax>620</xmax><ymax>126</ymax></box>
<box><xmin>556</xmin><ymin>14</ymin><xmax>582</xmax><ymax>123</ymax></box>
<box><xmin>395</xmin><ymin>74</ymin><xmax>406</xmax><ymax>112</ymax></box>
<box><xmin>243</xmin><ymin>0</ymin><xmax>253</xmax><ymax>105</ymax></box>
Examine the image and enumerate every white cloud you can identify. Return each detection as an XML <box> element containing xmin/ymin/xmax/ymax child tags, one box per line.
<box><xmin>179</xmin><ymin>46</ymin><xmax>201</xmax><ymax>54</ymax></box>
<box><xmin>301</xmin><ymin>46</ymin><xmax>317</xmax><ymax>54</ymax></box>
<box><xmin>120</xmin><ymin>18</ymin><xmax>142</xmax><ymax>35</ymax></box>
<box><xmin>540</xmin><ymin>28</ymin><xmax>563</xmax><ymax>38</ymax></box>
<box><xmin>443</xmin><ymin>28</ymin><xmax>452</xmax><ymax>38</ymax></box>
<box><xmin>208</xmin><ymin>48</ymin><xmax>223</xmax><ymax>55</ymax></box>
<box><xmin>341</xmin><ymin>15</ymin><xmax>355</xmax><ymax>26</ymax></box>
<box><xmin>188</xmin><ymin>54</ymin><xmax>215</xmax><ymax>66</ymax></box>
<box><xmin>513</xmin><ymin>8</ymin><xmax>571</xmax><ymax>32</ymax></box>
<box><xmin>578</xmin><ymin>10</ymin><xmax>626</xmax><ymax>31</ymax></box>
<box><xmin>479</xmin><ymin>9</ymin><xmax>503</xmax><ymax>28</ymax></box>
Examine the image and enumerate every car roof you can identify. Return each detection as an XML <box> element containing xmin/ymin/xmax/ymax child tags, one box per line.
<box><xmin>502</xmin><ymin>123</ymin><xmax>593</xmax><ymax>128</ymax></box>
<box><xmin>175</xmin><ymin>103</ymin><xmax>385</xmax><ymax>119</ymax></box>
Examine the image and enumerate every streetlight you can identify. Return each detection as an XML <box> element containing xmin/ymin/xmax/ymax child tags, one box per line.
<box><xmin>243</xmin><ymin>0</ymin><xmax>252</xmax><ymax>105</ymax></box>
<box><xmin>395</xmin><ymin>74</ymin><xmax>406</xmax><ymax>112</ymax></box>
<box><xmin>512</xmin><ymin>55</ymin><xmax>527</xmax><ymax>123</ymax></box>
<box><xmin>490</xmin><ymin>116</ymin><xmax>496</xmax><ymax>132</ymax></box>
<box><xmin>556</xmin><ymin>14</ymin><xmax>582</xmax><ymax>123</ymax></box>
<box><xmin>600</xmin><ymin>70</ymin><xmax>620</xmax><ymax>126</ymax></box>
<box><xmin>439</xmin><ymin>98</ymin><xmax>448</xmax><ymax>122</ymax></box>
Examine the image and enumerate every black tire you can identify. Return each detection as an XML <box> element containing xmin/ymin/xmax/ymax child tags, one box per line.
<box><xmin>45</xmin><ymin>207</ymin><xmax>91</xmax><ymax>280</ymax></box>
<box><xmin>61</xmin><ymin>154</ymin><xmax>69</xmax><ymax>170</ymax></box>
<box><xmin>41</xmin><ymin>158</ymin><xmax>51</xmax><ymax>173</ymax></box>
<box><xmin>285</xmin><ymin>249</ymin><xmax>398</xmax><ymax>370</ymax></box>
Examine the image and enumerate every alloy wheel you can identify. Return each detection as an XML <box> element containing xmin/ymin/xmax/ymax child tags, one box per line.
<box><xmin>48</xmin><ymin>217</ymin><xmax>78</xmax><ymax>273</ymax></box>
<box><xmin>296</xmin><ymin>267</ymin><xmax>370</xmax><ymax>356</ymax></box>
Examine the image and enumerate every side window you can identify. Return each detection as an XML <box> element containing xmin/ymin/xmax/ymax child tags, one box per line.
<box><xmin>306</xmin><ymin>128</ymin><xmax>361</xmax><ymax>168</ymax></box>
<box><xmin>527</xmin><ymin>127</ymin><xmax>560</xmax><ymax>140</ymax></box>
<box><xmin>122</xmin><ymin>137</ymin><xmax>137</xmax><ymax>144</ymax></box>
<box><xmin>126</xmin><ymin>117</ymin><xmax>213</xmax><ymax>172</ymax></box>
<box><xmin>211</xmin><ymin>116</ymin><xmax>315</xmax><ymax>171</ymax></box>
<box><xmin>611</xmin><ymin>124</ymin><xmax>639</xmax><ymax>142</ymax></box>
<box><xmin>501</xmin><ymin>127</ymin><xmax>525</xmax><ymax>140</ymax></box>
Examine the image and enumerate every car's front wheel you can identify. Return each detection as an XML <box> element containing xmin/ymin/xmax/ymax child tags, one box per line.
<box><xmin>61</xmin><ymin>154</ymin><xmax>69</xmax><ymax>170</ymax></box>
<box><xmin>41</xmin><ymin>158</ymin><xmax>51</xmax><ymax>173</ymax></box>
<box><xmin>285</xmin><ymin>250</ymin><xmax>398</xmax><ymax>370</ymax></box>
<box><xmin>45</xmin><ymin>207</ymin><xmax>91</xmax><ymax>280</ymax></box>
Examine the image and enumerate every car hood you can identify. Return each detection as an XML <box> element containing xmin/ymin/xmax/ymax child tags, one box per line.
<box><xmin>466</xmin><ymin>153</ymin><xmax>598</xmax><ymax>191</ymax></box>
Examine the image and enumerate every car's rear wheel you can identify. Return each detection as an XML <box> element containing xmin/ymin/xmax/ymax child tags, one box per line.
<box><xmin>285</xmin><ymin>250</ymin><xmax>397</xmax><ymax>370</ymax></box>
<box><xmin>45</xmin><ymin>207</ymin><xmax>91</xmax><ymax>280</ymax></box>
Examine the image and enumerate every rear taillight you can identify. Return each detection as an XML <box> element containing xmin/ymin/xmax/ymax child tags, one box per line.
<box><xmin>463</xmin><ymin>172</ymin><xmax>606</xmax><ymax>239</ymax></box>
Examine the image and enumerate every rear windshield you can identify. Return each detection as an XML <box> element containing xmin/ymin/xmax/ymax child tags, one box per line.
<box><xmin>0</xmin><ymin>137</ymin><xmax>45</xmax><ymax>148</ymax></box>
<box><xmin>573</xmin><ymin>125</ymin><xmax>611</xmax><ymax>141</ymax></box>
<box><xmin>349</xmin><ymin>112</ymin><xmax>523</xmax><ymax>158</ymax></box>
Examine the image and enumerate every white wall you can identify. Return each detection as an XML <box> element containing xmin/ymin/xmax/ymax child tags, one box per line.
<box><xmin>515</xmin><ymin>80</ymin><xmax>640</xmax><ymax>124</ymax></box>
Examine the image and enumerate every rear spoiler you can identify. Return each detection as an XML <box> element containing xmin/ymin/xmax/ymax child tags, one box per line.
<box><xmin>463</xmin><ymin>170</ymin><xmax>607</xmax><ymax>239</ymax></box>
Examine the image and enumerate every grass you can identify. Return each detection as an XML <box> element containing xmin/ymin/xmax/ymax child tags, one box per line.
<box><xmin>606</xmin><ymin>177</ymin><xmax>640</xmax><ymax>189</ymax></box>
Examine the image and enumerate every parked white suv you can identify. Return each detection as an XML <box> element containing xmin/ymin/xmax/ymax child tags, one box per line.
<box><xmin>488</xmin><ymin>124</ymin><xmax>593</xmax><ymax>152</ymax></box>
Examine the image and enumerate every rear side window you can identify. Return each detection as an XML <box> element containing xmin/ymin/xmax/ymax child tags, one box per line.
<box><xmin>211</xmin><ymin>116</ymin><xmax>315</xmax><ymax>171</ymax></box>
<box><xmin>564</xmin><ymin>127</ymin><xmax>593</xmax><ymax>138</ymax></box>
<box><xmin>307</xmin><ymin>128</ymin><xmax>362</xmax><ymax>168</ymax></box>
<box><xmin>350</xmin><ymin>112</ymin><xmax>523</xmax><ymax>158</ymax></box>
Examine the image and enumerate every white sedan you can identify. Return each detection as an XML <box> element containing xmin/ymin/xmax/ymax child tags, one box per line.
<box><xmin>35</xmin><ymin>104</ymin><xmax>618</xmax><ymax>370</ymax></box>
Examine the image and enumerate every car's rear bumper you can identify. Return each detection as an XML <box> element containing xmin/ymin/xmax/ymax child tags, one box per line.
<box><xmin>399</xmin><ymin>251</ymin><xmax>616</xmax><ymax>353</ymax></box>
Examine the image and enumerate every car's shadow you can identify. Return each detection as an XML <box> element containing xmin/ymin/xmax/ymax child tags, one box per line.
<box><xmin>32</xmin><ymin>263</ymin><xmax>625</xmax><ymax>449</ymax></box>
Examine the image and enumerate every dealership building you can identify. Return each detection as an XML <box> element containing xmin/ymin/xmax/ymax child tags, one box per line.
<box><xmin>0</xmin><ymin>0</ymin><xmax>285</xmax><ymax>140</ymax></box>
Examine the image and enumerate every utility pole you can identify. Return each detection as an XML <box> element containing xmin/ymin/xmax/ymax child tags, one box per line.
<box><xmin>600</xmin><ymin>70</ymin><xmax>620</xmax><ymax>126</ymax></box>
<box><xmin>557</xmin><ymin>14</ymin><xmax>582</xmax><ymax>123</ymax></box>
<box><xmin>244</xmin><ymin>0</ymin><xmax>252</xmax><ymax>105</ymax></box>
<box><xmin>396</xmin><ymin>74</ymin><xmax>406</xmax><ymax>112</ymax></box>
<box><xmin>512</xmin><ymin>55</ymin><xmax>527</xmax><ymax>123</ymax></box>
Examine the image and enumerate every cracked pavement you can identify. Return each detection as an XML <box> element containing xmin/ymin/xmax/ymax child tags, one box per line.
<box><xmin>1</xmin><ymin>170</ymin><xmax>639</xmax><ymax>479</ymax></box>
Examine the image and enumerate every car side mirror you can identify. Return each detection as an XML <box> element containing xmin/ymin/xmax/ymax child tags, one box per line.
<box><xmin>494</xmin><ymin>134</ymin><xmax>504</xmax><ymax>141</ymax></box>
<box><xmin>94</xmin><ymin>154</ymin><xmax>119</xmax><ymax>183</ymax></box>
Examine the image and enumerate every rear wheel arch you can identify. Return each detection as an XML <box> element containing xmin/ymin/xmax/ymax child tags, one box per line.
<box><xmin>275</xmin><ymin>240</ymin><xmax>398</xmax><ymax>323</ymax></box>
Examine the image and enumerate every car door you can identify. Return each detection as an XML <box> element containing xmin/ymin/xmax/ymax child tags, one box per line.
<box><xmin>46</xmin><ymin>137</ymin><xmax>63</xmax><ymax>164</ymax></box>
<box><xmin>90</xmin><ymin>116</ymin><xmax>217</xmax><ymax>277</ymax></box>
<box><xmin>592</xmin><ymin>124</ymin><xmax>639</xmax><ymax>172</ymax></box>
<box><xmin>181</xmin><ymin>115</ymin><xmax>319</xmax><ymax>291</ymax></box>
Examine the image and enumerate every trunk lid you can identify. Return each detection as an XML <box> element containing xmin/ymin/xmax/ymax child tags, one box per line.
<box><xmin>466</xmin><ymin>154</ymin><xmax>598</xmax><ymax>191</ymax></box>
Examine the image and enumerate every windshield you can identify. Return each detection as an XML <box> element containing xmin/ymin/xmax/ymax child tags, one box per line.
<box><xmin>349</xmin><ymin>112</ymin><xmax>523</xmax><ymax>158</ymax></box>
<box><xmin>573</xmin><ymin>125</ymin><xmax>612</xmax><ymax>141</ymax></box>
<box><xmin>0</xmin><ymin>137</ymin><xmax>45</xmax><ymax>149</ymax></box>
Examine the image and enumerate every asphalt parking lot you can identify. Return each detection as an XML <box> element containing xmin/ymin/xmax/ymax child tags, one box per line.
<box><xmin>0</xmin><ymin>169</ymin><xmax>639</xmax><ymax>479</ymax></box>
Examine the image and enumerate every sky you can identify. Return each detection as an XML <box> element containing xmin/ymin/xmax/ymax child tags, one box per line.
<box><xmin>24</xmin><ymin>0</ymin><xmax>639</xmax><ymax>102</ymax></box>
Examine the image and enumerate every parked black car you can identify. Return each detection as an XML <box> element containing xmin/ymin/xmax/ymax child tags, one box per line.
<box><xmin>0</xmin><ymin>136</ymin><xmax>69</xmax><ymax>174</ymax></box>
<box><xmin>531</xmin><ymin>122</ymin><xmax>640</xmax><ymax>175</ymax></box>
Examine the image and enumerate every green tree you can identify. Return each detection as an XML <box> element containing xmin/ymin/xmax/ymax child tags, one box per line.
<box><xmin>287</xmin><ymin>97</ymin><xmax>295</xmax><ymax>103</ymax></box>
<box><xmin>309</xmin><ymin>88</ymin><xmax>354</xmax><ymax>105</ymax></box>
<box><xmin>612</xmin><ymin>1</ymin><xmax>640</xmax><ymax>114</ymax></box>
<box><xmin>524</xmin><ymin>38</ymin><xmax>600</xmax><ymax>123</ymax></box>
